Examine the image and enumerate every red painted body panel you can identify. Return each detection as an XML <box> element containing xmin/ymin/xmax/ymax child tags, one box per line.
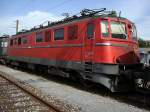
<box><xmin>7</xmin><ymin>17</ymin><xmax>140</xmax><ymax>65</ymax></box>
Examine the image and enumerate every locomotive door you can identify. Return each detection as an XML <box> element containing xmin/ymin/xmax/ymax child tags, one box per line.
<box><xmin>82</xmin><ymin>22</ymin><xmax>95</xmax><ymax>72</ymax></box>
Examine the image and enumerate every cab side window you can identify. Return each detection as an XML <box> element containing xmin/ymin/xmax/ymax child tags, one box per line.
<box><xmin>132</xmin><ymin>25</ymin><xmax>137</xmax><ymax>41</ymax></box>
<box><xmin>87</xmin><ymin>23</ymin><xmax>94</xmax><ymax>39</ymax></box>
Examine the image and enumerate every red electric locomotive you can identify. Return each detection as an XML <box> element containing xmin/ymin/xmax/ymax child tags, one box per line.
<box><xmin>7</xmin><ymin>9</ymin><xmax>148</xmax><ymax>92</ymax></box>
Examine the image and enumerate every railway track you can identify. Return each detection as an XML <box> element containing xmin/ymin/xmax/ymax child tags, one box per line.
<box><xmin>0</xmin><ymin>74</ymin><xmax>62</xmax><ymax>112</ymax></box>
<box><xmin>0</xmin><ymin>65</ymin><xmax>149</xmax><ymax>112</ymax></box>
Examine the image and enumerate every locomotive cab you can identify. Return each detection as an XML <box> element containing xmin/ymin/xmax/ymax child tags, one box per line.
<box><xmin>96</xmin><ymin>17</ymin><xmax>140</xmax><ymax>64</ymax></box>
<box><xmin>84</xmin><ymin>16</ymin><xmax>142</xmax><ymax>92</ymax></box>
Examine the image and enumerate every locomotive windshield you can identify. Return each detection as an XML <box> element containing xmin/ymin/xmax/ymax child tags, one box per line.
<box><xmin>110</xmin><ymin>22</ymin><xmax>127</xmax><ymax>39</ymax></box>
<box><xmin>101</xmin><ymin>21</ymin><xmax>109</xmax><ymax>37</ymax></box>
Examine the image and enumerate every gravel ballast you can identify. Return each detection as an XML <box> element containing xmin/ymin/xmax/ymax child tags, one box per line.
<box><xmin>0</xmin><ymin>65</ymin><xmax>149</xmax><ymax>112</ymax></box>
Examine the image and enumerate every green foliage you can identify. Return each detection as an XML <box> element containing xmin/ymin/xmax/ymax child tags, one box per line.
<box><xmin>138</xmin><ymin>38</ymin><xmax>150</xmax><ymax>48</ymax></box>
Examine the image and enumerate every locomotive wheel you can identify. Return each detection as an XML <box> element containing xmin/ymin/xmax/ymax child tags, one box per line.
<box><xmin>35</xmin><ymin>65</ymin><xmax>48</xmax><ymax>75</ymax></box>
<box><xmin>0</xmin><ymin>59</ymin><xmax>6</xmax><ymax>65</ymax></box>
<box><xmin>80</xmin><ymin>79</ymin><xmax>94</xmax><ymax>88</ymax></box>
<box><xmin>69</xmin><ymin>71</ymin><xmax>94</xmax><ymax>88</ymax></box>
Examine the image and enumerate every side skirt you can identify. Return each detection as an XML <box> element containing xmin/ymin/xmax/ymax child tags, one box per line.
<box><xmin>7</xmin><ymin>56</ymin><xmax>135</xmax><ymax>92</ymax></box>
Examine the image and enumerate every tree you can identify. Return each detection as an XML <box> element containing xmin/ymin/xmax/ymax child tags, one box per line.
<box><xmin>138</xmin><ymin>38</ymin><xmax>150</xmax><ymax>48</ymax></box>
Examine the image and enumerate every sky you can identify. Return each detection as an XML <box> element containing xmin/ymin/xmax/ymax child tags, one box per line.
<box><xmin>0</xmin><ymin>0</ymin><xmax>150</xmax><ymax>40</ymax></box>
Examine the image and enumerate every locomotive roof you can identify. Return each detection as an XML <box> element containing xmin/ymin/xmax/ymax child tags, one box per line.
<box><xmin>13</xmin><ymin>8</ymin><xmax>127</xmax><ymax>37</ymax></box>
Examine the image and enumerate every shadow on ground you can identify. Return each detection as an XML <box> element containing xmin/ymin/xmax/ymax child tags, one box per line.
<box><xmin>13</xmin><ymin>67</ymin><xmax>150</xmax><ymax>111</ymax></box>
